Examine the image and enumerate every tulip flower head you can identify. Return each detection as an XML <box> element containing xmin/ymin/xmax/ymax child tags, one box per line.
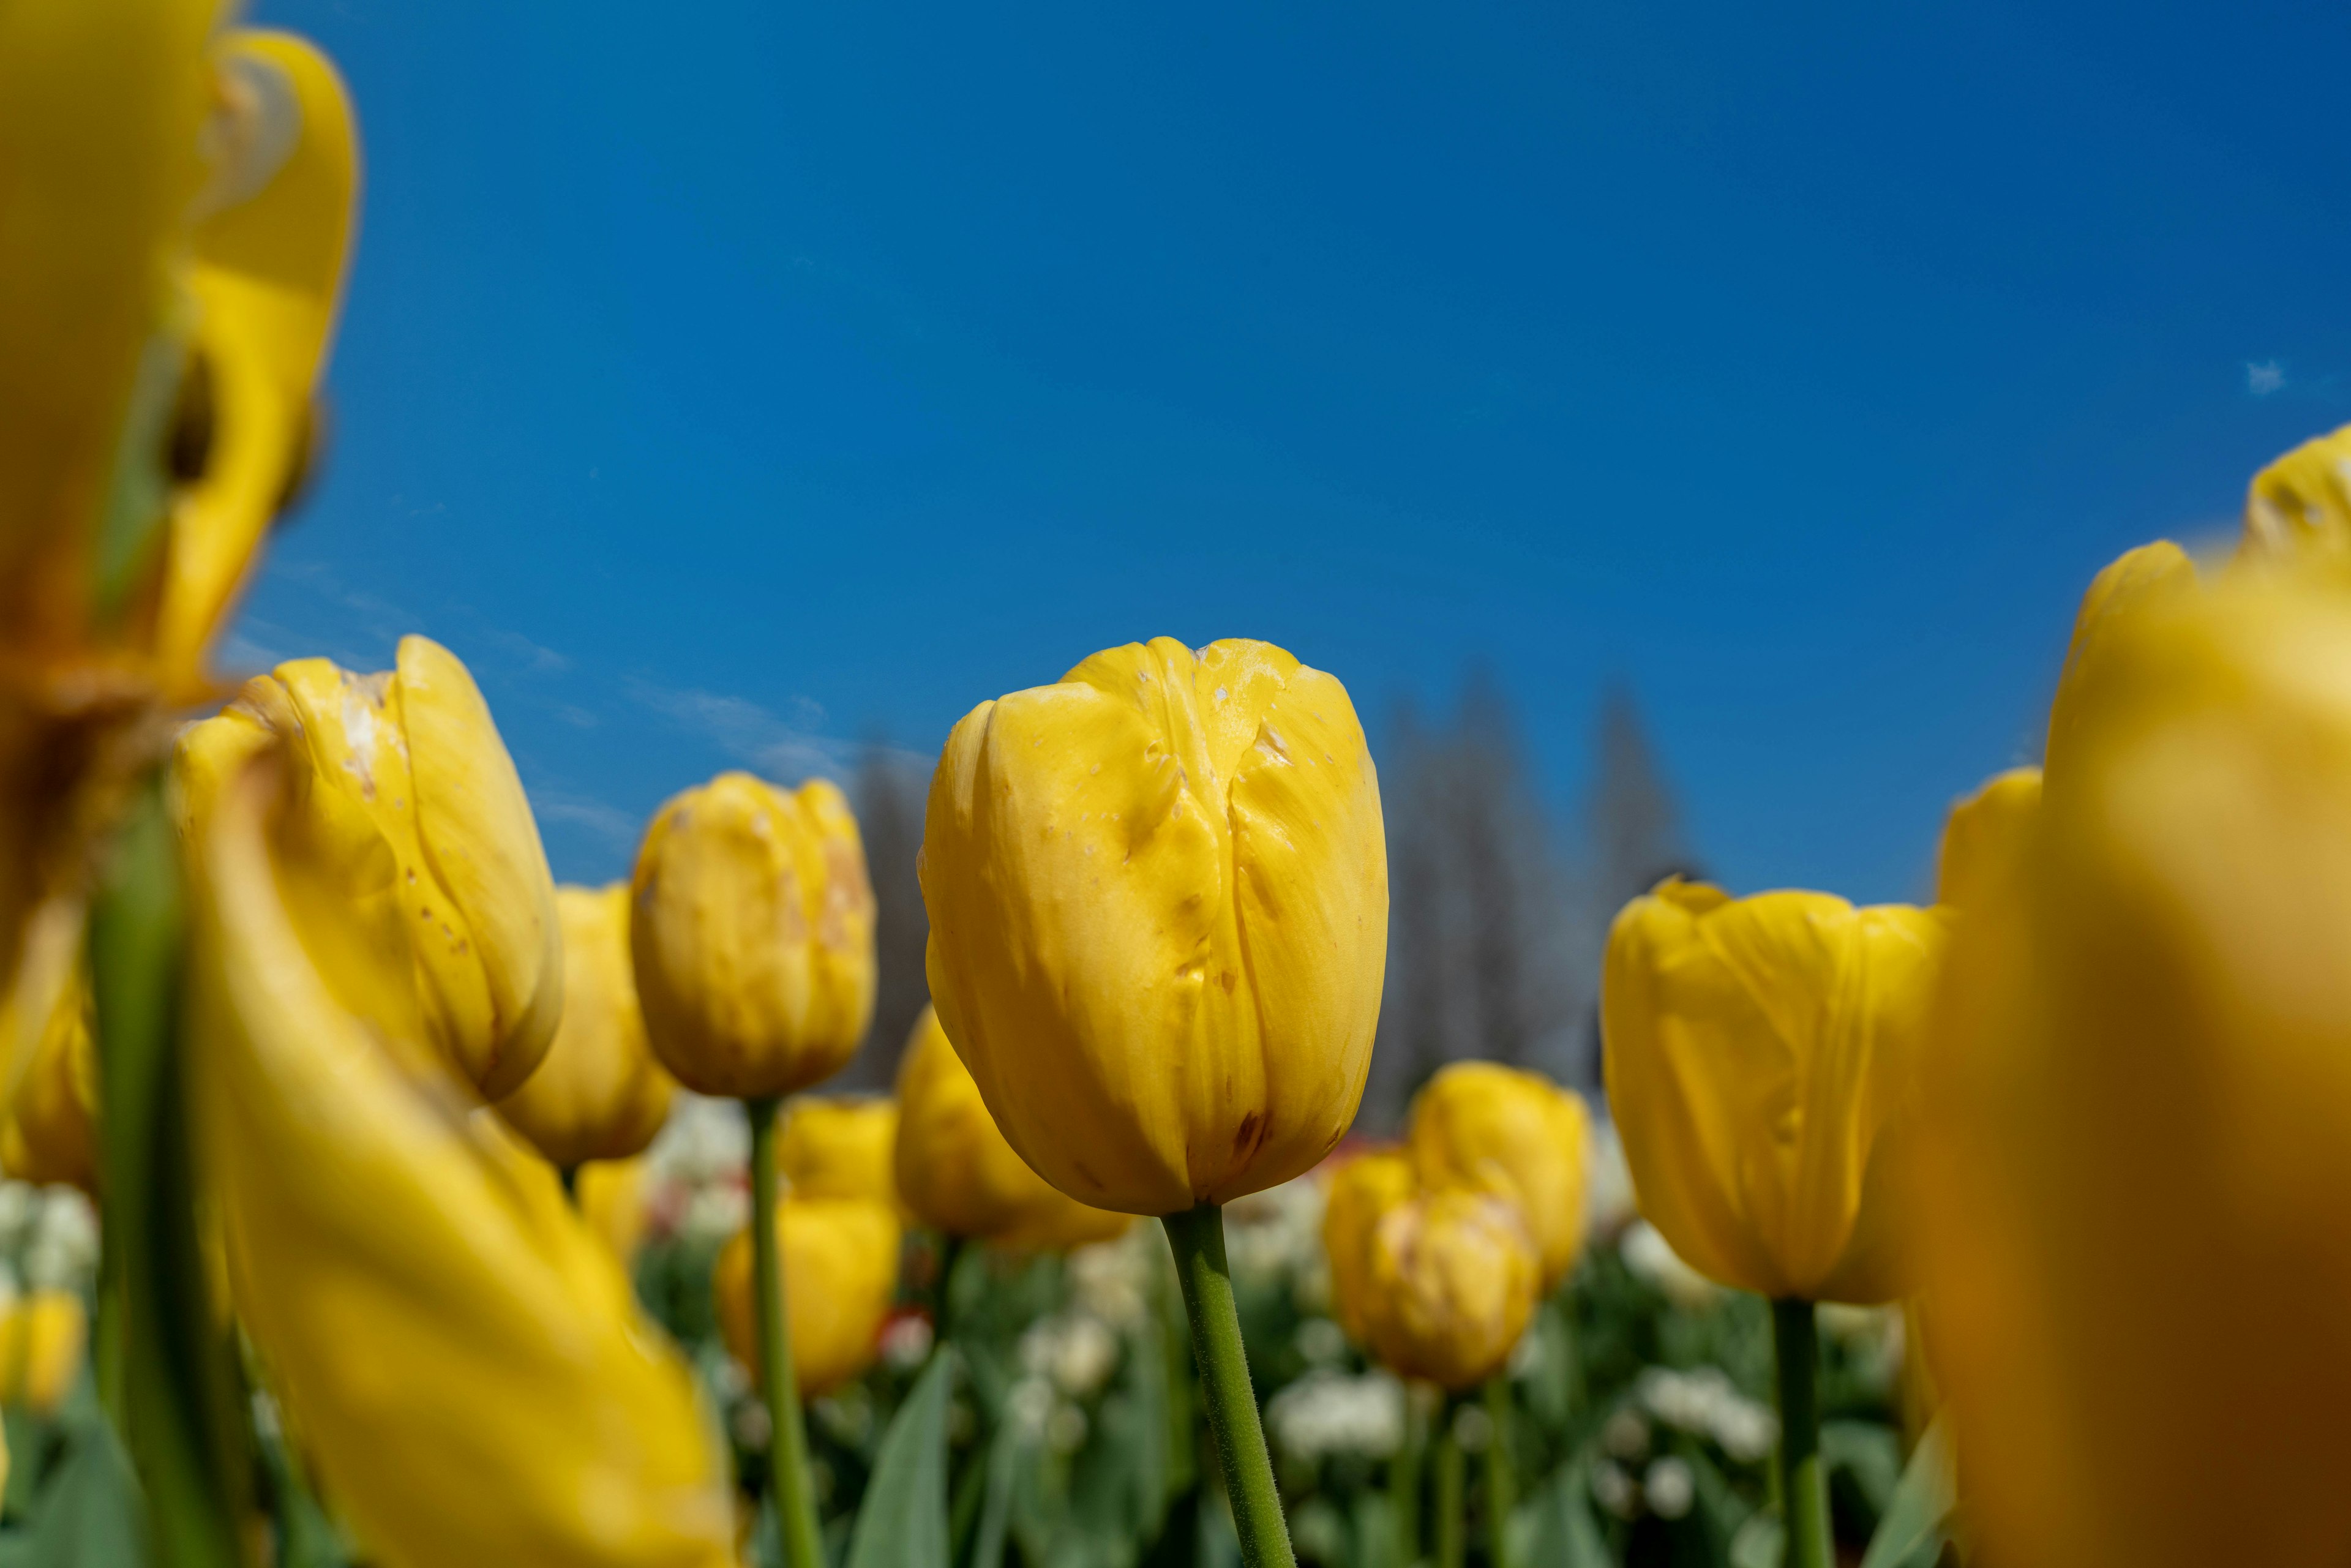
<box><xmin>1355</xmin><ymin>1187</ymin><xmax>1540</xmax><ymax>1392</ymax></box>
<box><xmin>2240</xmin><ymin>421</ymin><xmax>2351</xmax><ymax>570</ymax></box>
<box><xmin>922</xmin><ymin>637</ymin><xmax>1389</xmax><ymax>1215</ymax></box>
<box><xmin>1603</xmin><ymin>881</ymin><xmax>1948</xmax><ymax>1304</ymax></box>
<box><xmin>714</xmin><ymin>1195</ymin><xmax>901</xmax><ymax>1400</ymax></box>
<box><xmin>0</xmin><ymin>1289</ymin><xmax>86</xmax><ymax>1416</ymax></box>
<box><xmin>1921</xmin><ymin>557</ymin><xmax>2351</xmax><ymax>1568</ymax></box>
<box><xmin>630</xmin><ymin>773</ymin><xmax>877</xmax><ymax>1100</ymax></box>
<box><xmin>0</xmin><ymin>969</ymin><xmax>97</xmax><ymax>1194</ymax></box>
<box><xmin>1934</xmin><ymin>767</ymin><xmax>2042</xmax><ymax>913</ymax></box>
<box><xmin>1407</xmin><ymin>1062</ymin><xmax>1591</xmax><ymax>1289</ymax></box>
<box><xmin>893</xmin><ymin>1007</ymin><xmax>1130</xmax><ymax>1251</ymax></box>
<box><xmin>1320</xmin><ymin>1147</ymin><xmax>1419</xmax><ymax>1347</ymax></box>
<box><xmin>496</xmin><ymin>883</ymin><xmax>674</xmax><ymax>1169</ymax></box>
<box><xmin>780</xmin><ymin>1095</ymin><xmax>899</xmax><ymax>1207</ymax></box>
<box><xmin>174</xmin><ymin>636</ymin><xmax>563</xmax><ymax>1100</ymax></box>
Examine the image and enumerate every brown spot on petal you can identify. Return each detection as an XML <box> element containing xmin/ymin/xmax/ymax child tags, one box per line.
<box><xmin>1234</xmin><ymin>1112</ymin><xmax>1262</xmax><ymax>1158</ymax></box>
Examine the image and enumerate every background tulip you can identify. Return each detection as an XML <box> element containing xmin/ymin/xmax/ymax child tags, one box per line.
<box><xmin>1321</xmin><ymin>1148</ymin><xmax>1419</xmax><ymax>1349</ymax></box>
<box><xmin>713</xmin><ymin>1195</ymin><xmax>901</xmax><ymax>1400</ymax></box>
<box><xmin>0</xmin><ymin>969</ymin><xmax>96</xmax><ymax>1194</ymax></box>
<box><xmin>1921</xmin><ymin>565</ymin><xmax>2351</xmax><ymax>1568</ymax></box>
<box><xmin>0</xmin><ymin>1289</ymin><xmax>86</xmax><ymax>1415</ymax></box>
<box><xmin>174</xmin><ymin>636</ymin><xmax>562</xmax><ymax>1100</ymax></box>
<box><xmin>921</xmin><ymin>636</ymin><xmax>1387</xmax><ymax>1217</ymax></box>
<box><xmin>631</xmin><ymin>772</ymin><xmax>876</xmax><ymax>1101</ymax></box>
<box><xmin>780</xmin><ymin>1095</ymin><xmax>898</xmax><ymax>1207</ymax></box>
<box><xmin>495</xmin><ymin>883</ymin><xmax>673</xmax><ymax>1170</ymax></box>
<box><xmin>2240</xmin><ymin>421</ymin><xmax>2351</xmax><ymax>566</ymax></box>
<box><xmin>577</xmin><ymin>1157</ymin><xmax>650</xmax><ymax>1264</ymax></box>
<box><xmin>1602</xmin><ymin>880</ymin><xmax>1946</xmax><ymax>1305</ymax></box>
<box><xmin>893</xmin><ymin>1007</ymin><xmax>1128</xmax><ymax>1251</ymax></box>
<box><xmin>1357</xmin><ymin>1188</ymin><xmax>1539</xmax><ymax>1393</ymax></box>
<box><xmin>186</xmin><ymin>729</ymin><xmax>733</xmax><ymax>1567</ymax></box>
<box><xmin>1407</xmin><ymin>1062</ymin><xmax>1589</xmax><ymax>1291</ymax></box>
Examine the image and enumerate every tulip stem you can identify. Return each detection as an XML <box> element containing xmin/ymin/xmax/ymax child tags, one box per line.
<box><xmin>1161</xmin><ymin>1203</ymin><xmax>1297</xmax><ymax>1568</ymax></box>
<box><xmin>1390</xmin><ymin>1384</ymin><xmax>1427</xmax><ymax>1565</ymax></box>
<box><xmin>748</xmin><ymin>1097</ymin><xmax>823</xmax><ymax>1568</ymax></box>
<box><xmin>1433</xmin><ymin>1400</ymin><xmax>1464</xmax><ymax>1568</ymax></box>
<box><xmin>557</xmin><ymin>1164</ymin><xmax>580</xmax><ymax>1204</ymax></box>
<box><xmin>1771</xmin><ymin>1298</ymin><xmax>1832</xmax><ymax>1568</ymax></box>
<box><xmin>1482</xmin><ymin>1377</ymin><xmax>1515</xmax><ymax>1568</ymax></box>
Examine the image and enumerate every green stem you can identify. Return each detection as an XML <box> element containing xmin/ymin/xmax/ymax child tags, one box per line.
<box><xmin>1772</xmin><ymin>1298</ymin><xmax>1831</xmax><ymax>1568</ymax></box>
<box><xmin>1433</xmin><ymin>1400</ymin><xmax>1464</xmax><ymax>1568</ymax></box>
<box><xmin>933</xmin><ymin>1232</ymin><xmax>966</xmax><ymax>1345</ymax></box>
<box><xmin>558</xmin><ymin>1164</ymin><xmax>580</xmax><ymax>1204</ymax></box>
<box><xmin>749</xmin><ymin>1097</ymin><xmax>823</xmax><ymax>1568</ymax></box>
<box><xmin>1389</xmin><ymin>1385</ymin><xmax>1426</xmax><ymax>1567</ymax></box>
<box><xmin>1161</xmin><ymin>1204</ymin><xmax>1296</xmax><ymax>1568</ymax></box>
<box><xmin>1482</xmin><ymin>1378</ymin><xmax>1515</xmax><ymax>1568</ymax></box>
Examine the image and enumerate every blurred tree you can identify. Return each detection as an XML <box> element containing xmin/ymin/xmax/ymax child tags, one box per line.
<box><xmin>837</xmin><ymin>738</ymin><xmax>932</xmax><ymax>1092</ymax></box>
<box><xmin>1578</xmin><ymin>683</ymin><xmax>1697</xmax><ymax>1092</ymax></box>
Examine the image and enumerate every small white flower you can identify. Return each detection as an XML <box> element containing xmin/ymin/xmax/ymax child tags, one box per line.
<box><xmin>1602</xmin><ymin>1406</ymin><xmax>1651</xmax><ymax>1461</ymax></box>
<box><xmin>1591</xmin><ymin>1460</ymin><xmax>1638</xmax><ymax>1519</ymax></box>
<box><xmin>680</xmin><ymin>1185</ymin><xmax>748</xmax><ymax>1245</ymax></box>
<box><xmin>1294</xmin><ymin>1317</ymin><xmax>1348</xmax><ymax>1367</ymax></box>
<box><xmin>1644</xmin><ymin>1457</ymin><xmax>1695</xmax><ymax>1520</ymax></box>
<box><xmin>1451</xmin><ymin>1402</ymin><xmax>1493</xmax><ymax>1454</ymax></box>
<box><xmin>1265</xmin><ymin>1370</ymin><xmax>1406</xmax><ymax>1464</ymax></box>
<box><xmin>1007</xmin><ymin>1377</ymin><xmax>1056</xmax><ymax>1439</ymax></box>
<box><xmin>880</xmin><ymin>1314</ymin><xmax>934</xmax><ymax>1371</ymax></box>
<box><xmin>1621</xmin><ymin>1221</ymin><xmax>1719</xmax><ymax>1309</ymax></box>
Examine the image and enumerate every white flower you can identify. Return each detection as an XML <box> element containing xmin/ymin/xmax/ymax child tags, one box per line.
<box><xmin>880</xmin><ymin>1314</ymin><xmax>935</xmax><ymax>1371</ymax></box>
<box><xmin>1294</xmin><ymin>1317</ymin><xmax>1348</xmax><ymax>1367</ymax></box>
<box><xmin>1621</xmin><ymin>1221</ymin><xmax>1720</xmax><ymax>1309</ymax></box>
<box><xmin>1584</xmin><ymin>1121</ymin><xmax>1638</xmax><ymax>1237</ymax></box>
<box><xmin>0</xmin><ymin>1183</ymin><xmax>37</xmax><ymax>1248</ymax></box>
<box><xmin>1017</xmin><ymin>1311</ymin><xmax>1122</xmax><ymax>1400</ymax></box>
<box><xmin>1223</xmin><ymin>1177</ymin><xmax>1324</xmax><ymax>1292</ymax></box>
<box><xmin>1067</xmin><ymin>1228</ymin><xmax>1155</xmax><ymax>1332</ymax></box>
<box><xmin>1007</xmin><ymin>1376</ymin><xmax>1056</xmax><ymax>1439</ymax></box>
<box><xmin>1591</xmin><ymin>1460</ymin><xmax>1638</xmax><ymax>1519</ymax></box>
<box><xmin>1637</xmin><ymin>1365</ymin><xmax>1777</xmax><ymax>1462</ymax></box>
<box><xmin>680</xmin><ymin>1185</ymin><xmax>749</xmax><ymax>1245</ymax></box>
<box><xmin>1644</xmin><ymin>1457</ymin><xmax>1694</xmax><ymax>1520</ymax></box>
<box><xmin>1265</xmin><ymin>1370</ymin><xmax>1406</xmax><ymax>1465</ymax></box>
<box><xmin>1602</xmin><ymin>1406</ymin><xmax>1651</xmax><ymax>1461</ymax></box>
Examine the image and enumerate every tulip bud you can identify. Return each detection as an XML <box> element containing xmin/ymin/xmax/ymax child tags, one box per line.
<box><xmin>713</xmin><ymin>1196</ymin><xmax>900</xmax><ymax>1400</ymax></box>
<box><xmin>780</xmin><ymin>1096</ymin><xmax>899</xmax><ymax>1208</ymax></box>
<box><xmin>1320</xmin><ymin>1148</ymin><xmax>1417</xmax><ymax>1347</ymax></box>
<box><xmin>2046</xmin><ymin>541</ymin><xmax>2197</xmax><ymax>778</ymax></box>
<box><xmin>893</xmin><ymin>1007</ymin><xmax>1129</xmax><ymax>1251</ymax></box>
<box><xmin>1921</xmin><ymin>563</ymin><xmax>2351</xmax><ymax>1568</ymax></box>
<box><xmin>922</xmin><ymin>637</ymin><xmax>1389</xmax><ymax>1215</ymax></box>
<box><xmin>1356</xmin><ymin>1188</ymin><xmax>1540</xmax><ymax>1392</ymax></box>
<box><xmin>173</xmin><ymin>636</ymin><xmax>562</xmax><ymax>1099</ymax></box>
<box><xmin>1934</xmin><ymin>767</ymin><xmax>2041</xmax><ymax>913</ymax></box>
<box><xmin>576</xmin><ymin>1157</ymin><xmax>650</xmax><ymax>1266</ymax></box>
<box><xmin>1603</xmin><ymin>880</ymin><xmax>1948</xmax><ymax>1304</ymax></box>
<box><xmin>630</xmin><ymin>773</ymin><xmax>876</xmax><ymax>1100</ymax></box>
<box><xmin>2240</xmin><ymin>421</ymin><xmax>2351</xmax><ymax>569</ymax></box>
<box><xmin>186</xmin><ymin>730</ymin><xmax>733</xmax><ymax>1564</ymax></box>
<box><xmin>495</xmin><ymin>884</ymin><xmax>673</xmax><ymax>1169</ymax></box>
<box><xmin>0</xmin><ymin>968</ymin><xmax>96</xmax><ymax>1194</ymax></box>
<box><xmin>0</xmin><ymin>1289</ymin><xmax>86</xmax><ymax>1415</ymax></box>
<box><xmin>1406</xmin><ymin>1062</ymin><xmax>1591</xmax><ymax>1290</ymax></box>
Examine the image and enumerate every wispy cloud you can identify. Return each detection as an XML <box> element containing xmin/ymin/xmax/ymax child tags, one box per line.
<box><xmin>2248</xmin><ymin>359</ymin><xmax>2287</xmax><ymax>397</ymax></box>
<box><xmin>531</xmin><ymin>791</ymin><xmax>644</xmax><ymax>852</ymax></box>
<box><xmin>626</xmin><ymin>678</ymin><xmax>855</xmax><ymax>781</ymax></box>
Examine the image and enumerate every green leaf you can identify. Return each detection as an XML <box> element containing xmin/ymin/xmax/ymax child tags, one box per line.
<box><xmin>845</xmin><ymin>1349</ymin><xmax>954</xmax><ymax>1568</ymax></box>
<box><xmin>1518</xmin><ymin>1459</ymin><xmax>1611</xmax><ymax>1568</ymax></box>
<box><xmin>1858</xmin><ymin>1418</ymin><xmax>1955</xmax><ymax>1568</ymax></box>
<box><xmin>15</xmin><ymin>1408</ymin><xmax>149</xmax><ymax>1566</ymax></box>
<box><xmin>969</xmin><ymin>1424</ymin><xmax>1019</xmax><ymax>1568</ymax></box>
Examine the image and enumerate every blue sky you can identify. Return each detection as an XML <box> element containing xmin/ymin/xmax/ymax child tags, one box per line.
<box><xmin>241</xmin><ymin>0</ymin><xmax>2351</xmax><ymax>903</ymax></box>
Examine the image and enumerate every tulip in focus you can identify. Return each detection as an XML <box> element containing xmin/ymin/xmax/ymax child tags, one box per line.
<box><xmin>1407</xmin><ymin>1062</ymin><xmax>1590</xmax><ymax>1290</ymax></box>
<box><xmin>174</xmin><ymin>636</ymin><xmax>562</xmax><ymax>1099</ymax></box>
<box><xmin>714</xmin><ymin>1195</ymin><xmax>901</xmax><ymax>1400</ymax></box>
<box><xmin>780</xmin><ymin>1095</ymin><xmax>899</xmax><ymax>1207</ymax></box>
<box><xmin>1602</xmin><ymin>880</ymin><xmax>1948</xmax><ymax>1304</ymax></box>
<box><xmin>893</xmin><ymin>1007</ymin><xmax>1128</xmax><ymax>1252</ymax></box>
<box><xmin>0</xmin><ymin>969</ymin><xmax>96</xmax><ymax>1193</ymax></box>
<box><xmin>181</xmin><ymin>724</ymin><xmax>733</xmax><ymax>1566</ymax></box>
<box><xmin>631</xmin><ymin>773</ymin><xmax>876</xmax><ymax>1100</ymax></box>
<box><xmin>1921</xmin><ymin>555</ymin><xmax>2351</xmax><ymax>1568</ymax></box>
<box><xmin>496</xmin><ymin>883</ymin><xmax>673</xmax><ymax>1169</ymax></box>
<box><xmin>0</xmin><ymin>1289</ymin><xmax>87</xmax><ymax>1415</ymax></box>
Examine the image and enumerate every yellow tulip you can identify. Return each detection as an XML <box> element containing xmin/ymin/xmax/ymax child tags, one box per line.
<box><xmin>1356</xmin><ymin>1187</ymin><xmax>1539</xmax><ymax>1392</ymax></box>
<box><xmin>780</xmin><ymin>1095</ymin><xmax>898</xmax><ymax>1207</ymax></box>
<box><xmin>0</xmin><ymin>969</ymin><xmax>97</xmax><ymax>1193</ymax></box>
<box><xmin>893</xmin><ymin>1007</ymin><xmax>1130</xmax><ymax>1251</ymax></box>
<box><xmin>2045</xmin><ymin>541</ymin><xmax>2197</xmax><ymax>778</ymax></box>
<box><xmin>186</xmin><ymin>736</ymin><xmax>732</xmax><ymax>1566</ymax></box>
<box><xmin>495</xmin><ymin>884</ymin><xmax>673</xmax><ymax>1169</ymax></box>
<box><xmin>0</xmin><ymin>1289</ymin><xmax>87</xmax><ymax>1414</ymax></box>
<box><xmin>921</xmin><ymin>637</ymin><xmax>1389</xmax><ymax>1215</ymax></box>
<box><xmin>174</xmin><ymin>635</ymin><xmax>562</xmax><ymax>1099</ymax></box>
<box><xmin>2240</xmin><ymin>421</ymin><xmax>2351</xmax><ymax>568</ymax></box>
<box><xmin>1406</xmin><ymin>1062</ymin><xmax>1591</xmax><ymax>1290</ymax></box>
<box><xmin>630</xmin><ymin>773</ymin><xmax>876</xmax><ymax>1100</ymax></box>
<box><xmin>1320</xmin><ymin>1147</ymin><xmax>1418</xmax><ymax>1347</ymax></box>
<box><xmin>1921</xmin><ymin>563</ymin><xmax>2351</xmax><ymax>1568</ymax></box>
<box><xmin>1602</xmin><ymin>880</ymin><xmax>1948</xmax><ymax>1304</ymax></box>
<box><xmin>0</xmin><ymin>7</ymin><xmax>355</xmax><ymax>1045</ymax></box>
<box><xmin>577</xmin><ymin>1157</ymin><xmax>650</xmax><ymax>1265</ymax></box>
<box><xmin>713</xmin><ymin>1196</ymin><xmax>900</xmax><ymax>1400</ymax></box>
<box><xmin>1933</xmin><ymin>767</ymin><xmax>2041</xmax><ymax>912</ymax></box>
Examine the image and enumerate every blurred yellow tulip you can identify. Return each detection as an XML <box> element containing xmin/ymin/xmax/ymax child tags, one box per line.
<box><xmin>0</xmin><ymin>1289</ymin><xmax>87</xmax><ymax>1414</ymax></box>
<box><xmin>1356</xmin><ymin>1188</ymin><xmax>1539</xmax><ymax>1392</ymax></box>
<box><xmin>1603</xmin><ymin>880</ymin><xmax>1947</xmax><ymax>1304</ymax></box>
<box><xmin>576</xmin><ymin>1157</ymin><xmax>650</xmax><ymax>1265</ymax></box>
<box><xmin>186</xmin><ymin>740</ymin><xmax>733</xmax><ymax>1566</ymax></box>
<box><xmin>781</xmin><ymin>1095</ymin><xmax>898</xmax><ymax>1207</ymax></box>
<box><xmin>2240</xmin><ymin>421</ymin><xmax>2351</xmax><ymax>568</ymax></box>
<box><xmin>713</xmin><ymin>1196</ymin><xmax>900</xmax><ymax>1400</ymax></box>
<box><xmin>496</xmin><ymin>883</ymin><xmax>673</xmax><ymax>1169</ymax></box>
<box><xmin>1934</xmin><ymin>767</ymin><xmax>2041</xmax><ymax>912</ymax></box>
<box><xmin>922</xmin><ymin>637</ymin><xmax>1389</xmax><ymax>1215</ymax></box>
<box><xmin>893</xmin><ymin>1007</ymin><xmax>1130</xmax><ymax>1251</ymax></box>
<box><xmin>1921</xmin><ymin>562</ymin><xmax>2351</xmax><ymax>1568</ymax></box>
<box><xmin>630</xmin><ymin>773</ymin><xmax>876</xmax><ymax>1100</ymax></box>
<box><xmin>0</xmin><ymin>6</ymin><xmax>355</xmax><ymax>1051</ymax></box>
<box><xmin>2045</xmin><ymin>541</ymin><xmax>2198</xmax><ymax>779</ymax></box>
<box><xmin>1407</xmin><ymin>1062</ymin><xmax>1590</xmax><ymax>1290</ymax></box>
<box><xmin>174</xmin><ymin>636</ymin><xmax>562</xmax><ymax>1099</ymax></box>
<box><xmin>1320</xmin><ymin>1147</ymin><xmax>1417</xmax><ymax>1348</ymax></box>
<box><xmin>0</xmin><ymin>969</ymin><xmax>97</xmax><ymax>1193</ymax></box>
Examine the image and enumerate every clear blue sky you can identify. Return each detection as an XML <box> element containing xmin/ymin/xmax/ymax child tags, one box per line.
<box><xmin>241</xmin><ymin>0</ymin><xmax>2351</xmax><ymax>904</ymax></box>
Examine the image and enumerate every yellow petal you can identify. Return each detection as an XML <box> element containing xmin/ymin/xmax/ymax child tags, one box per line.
<box><xmin>0</xmin><ymin>1290</ymin><xmax>88</xmax><ymax>1414</ymax></box>
<box><xmin>190</xmin><ymin>748</ymin><xmax>732</xmax><ymax>1567</ymax></box>
<box><xmin>1320</xmin><ymin>1147</ymin><xmax>1417</xmax><ymax>1347</ymax></box>
<box><xmin>2239</xmin><ymin>421</ymin><xmax>2351</xmax><ymax>572</ymax></box>
<box><xmin>1406</xmin><ymin>1062</ymin><xmax>1591</xmax><ymax>1289</ymax></box>
<box><xmin>921</xmin><ymin>637</ymin><xmax>1387</xmax><ymax>1214</ymax></box>
<box><xmin>1934</xmin><ymin>767</ymin><xmax>2042</xmax><ymax>913</ymax></box>
<box><xmin>1603</xmin><ymin>880</ymin><xmax>1945</xmax><ymax>1302</ymax></box>
<box><xmin>780</xmin><ymin>1095</ymin><xmax>898</xmax><ymax>1208</ymax></box>
<box><xmin>2046</xmin><ymin>542</ymin><xmax>2197</xmax><ymax>779</ymax></box>
<box><xmin>495</xmin><ymin>883</ymin><xmax>673</xmax><ymax>1168</ymax></box>
<box><xmin>712</xmin><ymin>1195</ymin><xmax>901</xmax><ymax>1400</ymax></box>
<box><xmin>631</xmin><ymin>773</ymin><xmax>876</xmax><ymax>1099</ymax></box>
<box><xmin>1359</xmin><ymin>1188</ymin><xmax>1539</xmax><ymax>1391</ymax></box>
<box><xmin>0</xmin><ymin>966</ymin><xmax>97</xmax><ymax>1194</ymax></box>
